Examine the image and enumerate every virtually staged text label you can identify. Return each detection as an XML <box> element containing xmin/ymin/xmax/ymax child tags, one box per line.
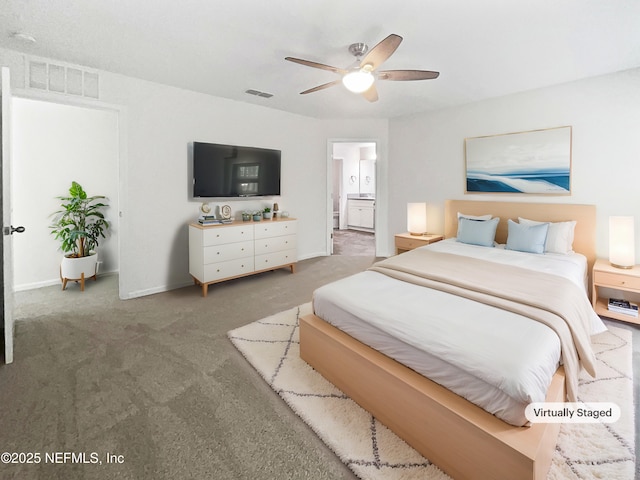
<box><xmin>525</xmin><ymin>402</ymin><xmax>620</xmax><ymax>423</ymax></box>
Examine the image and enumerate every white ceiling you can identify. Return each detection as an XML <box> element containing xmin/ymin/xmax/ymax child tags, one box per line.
<box><xmin>1</xmin><ymin>0</ymin><xmax>639</xmax><ymax>119</ymax></box>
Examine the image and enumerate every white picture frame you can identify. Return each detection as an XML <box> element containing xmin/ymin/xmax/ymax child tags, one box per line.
<box><xmin>464</xmin><ymin>126</ymin><xmax>572</xmax><ymax>195</ymax></box>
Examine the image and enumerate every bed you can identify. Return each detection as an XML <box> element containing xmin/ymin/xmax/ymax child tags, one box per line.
<box><xmin>300</xmin><ymin>200</ymin><xmax>602</xmax><ymax>480</ymax></box>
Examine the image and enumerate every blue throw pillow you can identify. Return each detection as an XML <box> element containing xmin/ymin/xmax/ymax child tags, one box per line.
<box><xmin>457</xmin><ymin>217</ymin><xmax>499</xmax><ymax>247</ymax></box>
<box><xmin>505</xmin><ymin>219</ymin><xmax>549</xmax><ymax>254</ymax></box>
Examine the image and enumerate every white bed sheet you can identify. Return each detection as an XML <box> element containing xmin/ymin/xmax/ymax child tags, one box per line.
<box><xmin>312</xmin><ymin>239</ymin><xmax>605</xmax><ymax>426</ymax></box>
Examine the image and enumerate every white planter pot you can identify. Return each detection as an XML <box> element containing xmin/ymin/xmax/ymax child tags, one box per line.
<box><xmin>60</xmin><ymin>252</ymin><xmax>98</xmax><ymax>291</ymax></box>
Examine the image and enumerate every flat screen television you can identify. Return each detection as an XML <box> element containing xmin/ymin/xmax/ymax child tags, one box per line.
<box><xmin>193</xmin><ymin>142</ymin><xmax>281</xmax><ymax>197</ymax></box>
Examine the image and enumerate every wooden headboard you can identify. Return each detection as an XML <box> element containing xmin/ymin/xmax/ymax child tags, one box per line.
<box><xmin>444</xmin><ymin>200</ymin><xmax>596</xmax><ymax>274</ymax></box>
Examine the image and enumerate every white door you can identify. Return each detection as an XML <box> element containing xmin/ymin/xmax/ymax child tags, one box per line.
<box><xmin>2</xmin><ymin>67</ymin><xmax>23</xmax><ymax>364</ymax></box>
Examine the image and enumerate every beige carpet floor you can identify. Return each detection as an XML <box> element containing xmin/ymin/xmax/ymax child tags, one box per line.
<box><xmin>229</xmin><ymin>303</ymin><xmax>635</xmax><ymax>480</ymax></box>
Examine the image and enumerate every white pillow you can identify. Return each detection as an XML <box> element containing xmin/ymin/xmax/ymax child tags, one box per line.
<box><xmin>518</xmin><ymin>217</ymin><xmax>576</xmax><ymax>254</ymax></box>
<box><xmin>457</xmin><ymin>212</ymin><xmax>492</xmax><ymax>221</ymax></box>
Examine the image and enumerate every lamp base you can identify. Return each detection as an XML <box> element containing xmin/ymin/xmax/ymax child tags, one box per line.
<box><xmin>610</xmin><ymin>262</ymin><xmax>633</xmax><ymax>269</ymax></box>
<box><xmin>409</xmin><ymin>232</ymin><xmax>427</xmax><ymax>236</ymax></box>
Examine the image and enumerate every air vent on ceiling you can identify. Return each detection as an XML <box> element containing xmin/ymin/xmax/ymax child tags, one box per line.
<box><xmin>245</xmin><ymin>89</ymin><xmax>273</xmax><ymax>98</ymax></box>
<box><xmin>26</xmin><ymin>56</ymin><xmax>99</xmax><ymax>99</ymax></box>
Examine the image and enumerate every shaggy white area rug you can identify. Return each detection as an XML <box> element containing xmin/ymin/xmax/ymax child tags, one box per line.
<box><xmin>228</xmin><ymin>303</ymin><xmax>635</xmax><ymax>479</ymax></box>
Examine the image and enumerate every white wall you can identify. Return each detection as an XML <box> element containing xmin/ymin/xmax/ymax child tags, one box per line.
<box><xmin>1</xmin><ymin>47</ymin><xmax>390</xmax><ymax>298</ymax></box>
<box><xmin>11</xmin><ymin>98</ymin><xmax>119</xmax><ymax>290</ymax></box>
<box><xmin>388</xmin><ymin>68</ymin><xmax>640</xmax><ymax>261</ymax></box>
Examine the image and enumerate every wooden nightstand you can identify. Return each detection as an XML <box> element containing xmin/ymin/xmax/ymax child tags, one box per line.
<box><xmin>395</xmin><ymin>233</ymin><xmax>444</xmax><ymax>254</ymax></box>
<box><xmin>592</xmin><ymin>258</ymin><xmax>640</xmax><ymax>325</ymax></box>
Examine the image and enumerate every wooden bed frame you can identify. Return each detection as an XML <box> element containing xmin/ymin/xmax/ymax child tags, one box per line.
<box><xmin>300</xmin><ymin>200</ymin><xmax>595</xmax><ymax>480</ymax></box>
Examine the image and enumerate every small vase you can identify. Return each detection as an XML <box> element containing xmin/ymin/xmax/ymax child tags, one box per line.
<box><xmin>263</xmin><ymin>212</ymin><xmax>272</xmax><ymax>219</ymax></box>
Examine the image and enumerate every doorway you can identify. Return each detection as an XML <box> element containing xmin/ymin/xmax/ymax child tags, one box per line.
<box><xmin>11</xmin><ymin>96</ymin><xmax>120</xmax><ymax>293</ymax></box>
<box><xmin>328</xmin><ymin>140</ymin><xmax>377</xmax><ymax>256</ymax></box>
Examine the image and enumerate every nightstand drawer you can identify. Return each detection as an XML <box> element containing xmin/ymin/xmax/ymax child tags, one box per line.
<box><xmin>594</xmin><ymin>271</ymin><xmax>640</xmax><ymax>291</ymax></box>
<box><xmin>395</xmin><ymin>236</ymin><xmax>429</xmax><ymax>251</ymax></box>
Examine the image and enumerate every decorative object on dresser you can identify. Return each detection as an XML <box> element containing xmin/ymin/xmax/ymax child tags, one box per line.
<box><xmin>394</xmin><ymin>232</ymin><xmax>443</xmax><ymax>254</ymax></box>
<box><xmin>609</xmin><ymin>216</ymin><xmax>635</xmax><ymax>269</ymax></box>
<box><xmin>189</xmin><ymin>218</ymin><xmax>297</xmax><ymax>297</ymax></box>
<box><xmin>592</xmin><ymin>258</ymin><xmax>640</xmax><ymax>325</ymax></box>
<box><xmin>219</xmin><ymin>204</ymin><xmax>232</xmax><ymax>220</ymax></box>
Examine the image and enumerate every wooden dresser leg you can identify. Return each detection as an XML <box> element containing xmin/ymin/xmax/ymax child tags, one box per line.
<box><xmin>202</xmin><ymin>284</ymin><xmax>208</xmax><ymax>297</ymax></box>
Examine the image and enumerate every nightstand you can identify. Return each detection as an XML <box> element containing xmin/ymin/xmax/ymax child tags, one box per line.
<box><xmin>395</xmin><ymin>233</ymin><xmax>444</xmax><ymax>254</ymax></box>
<box><xmin>592</xmin><ymin>258</ymin><xmax>640</xmax><ymax>325</ymax></box>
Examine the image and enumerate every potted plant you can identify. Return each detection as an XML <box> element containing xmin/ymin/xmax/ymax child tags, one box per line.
<box><xmin>49</xmin><ymin>181</ymin><xmax>110</xmax><ymax>291</ymax></box>
<box><xmin>252</xmin><ymin>211</ymin><xmax>262</xmax><ymax>221</ymax></box>
<box><xmin>242</xmin><ymin>211</ymin><xmax>252</xmax><ymax>222</ymax></box>
<box><xmin>262</xmin><ymin>207</ymin><xmax>272</xmax><ymax>219</ymax></box>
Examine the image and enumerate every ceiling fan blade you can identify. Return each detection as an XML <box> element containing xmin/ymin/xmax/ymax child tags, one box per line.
<box><xmin>378</xmin><ymin>70</ymin><xmax>440</xmax><ymax>81</ymax></box>
<box><xmin>300</xmin><ymin>80</ymin><xmax>341</xmax><ymax>95</ymax></box>
<box><xmin>361</xmin><ymin>84</ymin><xmax>379</xmax><ymax>102</ymax></box>
<box><xmin>359</xmin><ymin>34</ymin><xmax>403</xmax><ymax>70</ymax></box>
<box><xmin>285</xmin><ymin>57</ymin><xmax>347</xmax><ymax>75</ymax></box>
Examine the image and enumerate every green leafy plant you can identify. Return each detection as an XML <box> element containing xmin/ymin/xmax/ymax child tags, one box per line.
<box><xmin>49</xmin><ymin>181</ymin><xmax>110</xmax><ymax>258</ymax></box>
<box><xmin>263</xmin><ymin>207</ymin><xmax>271</xmax><ymax>213</ymax></box>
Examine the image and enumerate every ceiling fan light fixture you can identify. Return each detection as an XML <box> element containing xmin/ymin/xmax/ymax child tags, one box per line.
<box><xmin>342</xmin><ymin>69</ymin><xmax>374</xmax><ymax>93</ymax></box>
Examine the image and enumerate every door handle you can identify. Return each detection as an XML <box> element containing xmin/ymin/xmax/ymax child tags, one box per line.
<box><xmin>3</xmin><ymin>225</ymin><xmax>25</xmax><ymax>235</ymax></box>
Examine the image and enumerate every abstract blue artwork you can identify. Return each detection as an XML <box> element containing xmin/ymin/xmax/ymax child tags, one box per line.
<box><xmin>465</xmin><ymin>126</ymin><xmax>572</xmax><ymax>194</ymax></box>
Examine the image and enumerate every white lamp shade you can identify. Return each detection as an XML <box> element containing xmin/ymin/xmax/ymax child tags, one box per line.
<box><xmin>609</xmin><ymin>216</ymin><xmax>635</xmax><ymax>268</ymax></box>
<box><xmin>407</xmin><ymin>203</ymin><xmax>427</xmax><ymax>235</ymax></box>
<box><xmin>342</xmin><ymin>70</ymin><xmax>374</xmax><ymax>93</ymax></box>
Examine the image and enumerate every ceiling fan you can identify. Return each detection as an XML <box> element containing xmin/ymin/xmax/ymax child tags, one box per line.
<box><xmin>285</xmin><ymin>34</ymin><xmax>439</xmax><ymax>102</ymax></box>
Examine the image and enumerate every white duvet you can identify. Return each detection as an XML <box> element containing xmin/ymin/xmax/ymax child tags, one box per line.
<box><xmin>312</xmin><ymin>239</ymin><xmax>606</xmax><ymax>426</ymax></box>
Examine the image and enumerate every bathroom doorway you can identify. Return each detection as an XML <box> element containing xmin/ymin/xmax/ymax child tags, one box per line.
<box><xmin>329</xmin><ymin>141</ymin><xmax>377</xmax><ymax>256</ymax></box>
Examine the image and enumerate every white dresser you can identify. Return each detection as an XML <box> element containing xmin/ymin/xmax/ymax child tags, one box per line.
<box><xmin>189</xmin><ymin>218</ymin><xmax>297</xmax><ymax>296</ymax></box>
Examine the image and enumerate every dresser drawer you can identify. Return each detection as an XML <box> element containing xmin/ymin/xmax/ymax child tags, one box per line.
<box><xmin>254</xmin><ymin>235</ymin><xmax>296</xmax><ymax>255</ymax></box>
<box><xmin>254</xmin><ymin>220</ymin><xmax>297</xmax><ymax>239</ymax></box>
<box><xmin>594</xmin><ymin>271</ymin><xmax>640</xmax><ymax>291</ymax></box>
<box><xmin>203</xmin><ymin>241</ymin><xmax>254</xmax><ymax>264</ymax></box>
<box><xmin>202</xmin><ymin>225</ymin><xmax>253</xmax><ymax>246</ymax></box>
<box><xmin>203</xmin><ymin>258</ymin><xmax>254</xmax><ymax>282</ymax></box>
<box><xmin>254</xmin><ymin>249</ymin><xmax>297</xmax><ymax>270</ymax></box>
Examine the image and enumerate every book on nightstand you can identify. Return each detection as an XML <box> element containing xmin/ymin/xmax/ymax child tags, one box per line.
<box><xmin>608</xmin><ymin>298</ymin><xmax>639</xmax><ymax>317</ymax></box>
